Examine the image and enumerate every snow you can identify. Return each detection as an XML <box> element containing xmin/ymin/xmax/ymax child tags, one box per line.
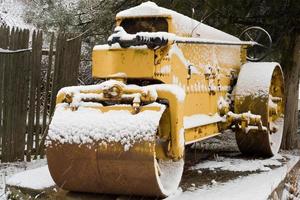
<box><xmin>6</xmin><ymin>166</ymin><xmax>55</xmax><ymax>190</ymax></box>
<box><xmin>117</xmin><ymin>1</ymin><xmax>172</xmax><ymax>18</ymax></box>
<box><xmin>235</xmin><ymin>62</ymin><xmax>281</xmax><ymax>98</ymax></box>
<box><xmin>184</xmin><ymin>113</ymin><xmax>223</xmax><ymax>129</ymax></box>
<box><xmin>269</xmin><ymin>96</ymin><xmax>278</xmax><ymax>110</ymax></box>
<box><xmin>58</xmin><ymin>80</ymin><xmax>186</xmax><ymax>106</ymax></box>
<box><xmin>58</xmin><ymin>80</ymin><xmax>158</xmax><ymax>102</ymax></box>
<box><xmin>0</xmin><ymin>48</ymin><xmax>12</xmax><ymax>53</ymax></box>
<box><xmin>217</xmin><ymin>96</ymin><xmax>229</xmax><ymax>111</ymax></box>
<box><xmin>178</xmin><ymin>128</ymin><xmax>185</xmax><ymax>148</ymax></box>
<box><xmin>159</xmin><ymin>65</ymin><xmax>172</xmax><ymax>74</ymax></box>
<box><xmin>0</xmin><ymin>159</ymin><xmax>47</xmax><ymax>198</ymax></box>
<box><xmin>0</xmin><ymin>0</ymin><xmax>34</xmax><ymax>29</ymax></box>
<box><xmin>47</xmin><ymin>102</ymin><xmax>166</xmax><ymax>151</ymax></box>
<box><xmin>58</xmin><ymin>79</ymin><xmax>126</xmax><ymax>96</ymax></box>
<box><xmin>169</xmin><ymin>44</ymin><xmax>200</xmax><ymax>74</ymax></box>
<box><xmin>1</xmin><ymin>151</ymin><xmax>298</xmax><ymax>200</ymax></box>
<box><xmin>107</xmin><ymin>72</ymin><xmax>128</xmax><ymax>78</ymax></box>
<box><xmin>148</xmin><ymin>84</ymin><xmax>186</xmax><ymax>102</ymax></box>
<box><xmin>157</xmin><ymin>159</ymin><xmax>184</xmax><ymax>196</ymax></box>
<box><xmin>108</xmin><ymin>26</ymin><xmax>135</xmax><ymax>41</ymax></box>
<box><xmin>116</xmin><ymin>2</ymin><xmax>241</xmax><ymax>42</ymax></box>
<box><xmin>190</xmin><ymin>154</ymin><xmax>283</xmax><ymax>172</ymax></box>
<box><xmin>167</xmin><ymin>154</ymin><xmax>299</xmax><ymax>200</ymax></box>
<box><xmin>108</xmin><ymin>26</ymin><xmax>253</xmax><ymax>49</ymax></box>
<box><xmin>60</xmin><ymin>0</ymin><xmax>79</xmax><ymax>9</ymax></box>
<box><xmin>50</xmin><ymin>80</ymin><xmax>187</xmax><ymax>150</ymax></box>
<box><xmin>93</xmin><ymin>43</ymin><xmax>148</xmax><ymax>50</ymax></box>
<box><xmin>0</xmin><ymin>48</ymin><xmax>30</xmax><ymax>53</ymax></box>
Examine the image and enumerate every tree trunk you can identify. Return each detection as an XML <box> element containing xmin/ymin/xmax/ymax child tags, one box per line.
<box><xmin>281</xmin><ymin>32</ymin><xmax>300</xmax><ymax>149</ymax></box>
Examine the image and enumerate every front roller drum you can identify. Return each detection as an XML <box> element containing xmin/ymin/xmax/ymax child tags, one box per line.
<box><xmin>47</xmin><ymin>141</ymin><xmax>184</xmax><ymax>197</ymax></box>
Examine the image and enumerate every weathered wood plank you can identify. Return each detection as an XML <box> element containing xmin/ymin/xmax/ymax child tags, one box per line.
<box><xmin>0</xmin><ymin>26</ymin><xmax>82</xmax><ymax>161</ymax></box>
<box><xmin>14</xmin><ymin>50</ymin><xmax>30</xmax><ymax>161</ymax></box>
<box><xmin>17</xmin><ymin>29</ymin><xmax>30</xmax><ymax>161</ymax></box>
<box><xmin>0</xmin><ymin>53</ymin><xmax>4</xmax><ymax>141</ymax></box>
<box><xmin>26</xmin><ymin>31</ymin><xmax>37</xmax><ymax>162</ymax></box>
<box><xmin>50</xmin><ymin>33</ymin><xmax>63</xmax><ymax>115</ymax></box>
<box><xmin>2</xmin><ymin>53</ymin><xmax>13</xmax><ymax>161</ymax></box>
<box><xmin>10</xmin><ymin>51</ymin><xmax>18</xmax><ymax>161</ymax></box>
<box><xmin>0</xmin><ymin>52</ymin><xmax>5</xmax><ymax>159</ymax></box>
<box><xmin>38</xmin><ymin>33</ymin><xmax>54</xmax><ymax>158</ymax></box>
<box><xmin>34</xmin><ymin>31</ymin><xmax>43</xmax><ymax>159</ymax></box>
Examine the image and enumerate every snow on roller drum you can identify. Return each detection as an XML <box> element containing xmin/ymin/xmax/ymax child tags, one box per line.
<box><xmin>46</xmin><ymin>1</ymin><xmax>285</xmax><ymax>197</ymax></box>
<box><xmin>48</xmin><ymin>103</ymin><xmax>165</xmax><ymax>150</ymax></box>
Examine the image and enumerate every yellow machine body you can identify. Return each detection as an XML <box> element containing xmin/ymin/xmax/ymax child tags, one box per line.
<box><xmin>48</xmin><ymin>2</ymin><xmax>284</xmax><ymax>197</ymax></box>
<box><xmin>92</xmin><ymin>15</ymin><xmax>244</xmax><ymax>155</ymax></box>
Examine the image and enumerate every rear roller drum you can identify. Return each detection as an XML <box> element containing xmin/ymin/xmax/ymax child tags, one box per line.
<box><xmin>234</xmin><ymin>62</ymin><xmax>284</xmax><ymax>157</ymax></box>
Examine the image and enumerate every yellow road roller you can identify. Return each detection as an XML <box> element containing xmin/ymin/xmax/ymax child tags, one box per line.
<box><xmin>46</xmin><ymin>2</ymin><xmax>284</xmax><ymax>197</ymax></box>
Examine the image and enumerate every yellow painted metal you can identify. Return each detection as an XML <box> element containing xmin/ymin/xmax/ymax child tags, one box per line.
<box><xmin>56</xmin><ymin>84</ymin><xmax>157</xmax><ymax>105</ymax></box>
<box><xmin>91</xmin><ymin>17</ymin><xmax>244</xmax><ymax>156</ymax></box>
<box><xmin>51</xmin><ymin>8</ymin><xmax>261</xmax><ymax>163</ymax></box>
<box><xmin>234</xmin><ymin>63</ymin><xmax>284</xmax><ymax>156</ymax></box>
<box><xmin>48</xmin><ymin>4</ymin><xmax>286</xmax><ymax>197</ymax></box>
<box><xmin>86</xmin><ymin>14</ymin><xmax>249</xmax><ymax>158</ymax></box>
<box><xmin>92</xmin><ymin>48</ymin><xmax>155</xmax><ymax>78</ymax></box>
<box><xmin>268</xmin><ymin>67</ymin><xmax>285</xmax><ymax>123</ymax></box>
<box><xmin>184</xmin><ymin>123</ymin><xmax>220</xmax><ymax>145</ymax></box>
<box><xmin>56</xmin><ymin>89</ymin><xmax>184</xmax><ymax>159</ymax></box>
<box><xmin>155</xmin><ymin>89</ymin><xmax>185</xmax><ymax>159</ymax></box>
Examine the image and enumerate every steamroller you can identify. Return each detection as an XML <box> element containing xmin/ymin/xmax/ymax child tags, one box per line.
<box><xmin>46</xmin><ymin>2</ymin><xmax>285</xmax><ymax>197</ymax></box>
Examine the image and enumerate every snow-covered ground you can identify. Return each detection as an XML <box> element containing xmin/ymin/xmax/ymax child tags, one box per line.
<box><xmin>6</xmin><ymin>166</ymin><xmax>54</xmax><ymax>191</ymax></box>
<box><xmin>170</xmin><ymin>153</ymin><xmax>299</xmax><ymax>200</ymax></box>
<box><xmin>2</xmin><ymin>152</ymin><xmax>298</xmax><ymax>200</ymax></box>
<box><xmin>1</xmin><ymin>130</ymin><xmax>299</xmax><ymax>200</ymax></box>
<box><xmin>0</xmin><ymin>159</ymin><xmax>47</xmax><ymax>199</ymax></box>
<box><xmin>190</xmin><ymin>154</ymin><xmax>283</xmax><ymax>172</ymax></box>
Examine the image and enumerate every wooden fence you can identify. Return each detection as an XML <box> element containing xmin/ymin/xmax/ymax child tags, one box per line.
<box><xmin>0</xmin><ymin>26</ymin><xmax>82</xmax><ymax>162</ymax></box>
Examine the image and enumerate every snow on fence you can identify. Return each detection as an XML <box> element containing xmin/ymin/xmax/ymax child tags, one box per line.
<box><xmin>0</xmin><ymin>25</ymin><xmax>82</xmax><ymax>162</ymax></box>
